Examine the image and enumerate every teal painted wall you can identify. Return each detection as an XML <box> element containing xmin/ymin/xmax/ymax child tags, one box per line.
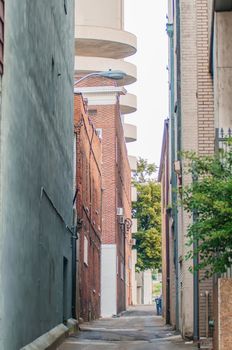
<box><xmin>0</xmin><ymin>1</ymin><xmax>74</xmax><ymax>348</ymax></box>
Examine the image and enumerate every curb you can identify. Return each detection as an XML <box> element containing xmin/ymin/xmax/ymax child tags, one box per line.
<box><xmin>20</xmin><ymin>319</ymin><xmax>79</xmax><ymax>350</ymax></box>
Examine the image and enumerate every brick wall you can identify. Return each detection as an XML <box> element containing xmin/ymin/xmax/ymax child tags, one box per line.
<box><xmin>179</xmin><ymin>0</ymin><xmax>198</xmax><ymax>337</ymax></box>
<box><xmin>90</xmin><ymin>103</ymin><xmax>118</xmax><ymax>244</ymax></box>
<box><xmin>196</xmin><ymin>0</ymin><xmax>214</xmax><ymax>338</ymax></box>
<box><xmin>178</xmin><ymin>0</ymin><xmax>215</xmax><ymax>338</ymax></box>
<box><xmin>216</xmin><ymin>278</ymin><xmax>232</xmax><ymax>350</ymax></box>
<box><xmin>213</xmin><ymin>278</ymin><xmax>219</xmax><ymax>350</ymax></box>
<box><xmin>196</xmin><ymin>0</ymin><xmax>215</xmax><ymax>156</ymax></box>
<box><xmin>90</xmin><ymin>101</ymin><xmax>131</xmax><ymax>313</ymax></box>
<box><xmin>115</xmin><ymin>101</ymin><xmax>132</xmax><ymax>309</ymax></box>
<box><xmin>74</xmin><ymin>94</ymin><xmax>102</xmax><ymax>321</ymax></box>
<box><xmin>159</xmin><ymin>120</ymin><xmax>175</xmax><ymax>325</ymax></box>
<box><xmin>212</xmin><ymin>10</ymin><xmax>232</xmax><ymax>349</ymax></box>
<box><xmin>75</xmin><ymin>76</ymin><xmax>132</xmax><ymax>313</ymax></box>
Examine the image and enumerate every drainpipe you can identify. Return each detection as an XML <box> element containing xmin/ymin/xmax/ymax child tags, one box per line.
<box><xmin>205</xmin><ymin>291</ymin><xmax>209</xmax><ymax>339</ymax></box>
<box><xmin>165</xmin><ymin>120</ymin><xmax>170</xmax><ymax>324</ymax></box>
<box><xmin>166</xmin><ymin>20</ymin><xmax>179</xmax><ymax>330</ymax></box>
<box><xmin>71</xmin><ymin>209</ymin><xmax>78</xmax><ymax>319</ymax></box>
<box><xmin>192</xmin><ymin>168</ymin><xmax>199</xmax><ymax>345</ymax></box>
<box><xmin>175</xmin><ymin>0</ymin><xmax>182</xmax><ymax>331</ymax></box>
<box><xmin>176</xmin><ymin>0</ymin><xmax>182</xmax><ymax>158</ymax></box>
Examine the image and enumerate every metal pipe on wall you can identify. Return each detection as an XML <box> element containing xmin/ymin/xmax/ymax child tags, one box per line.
<box><xmin>167</xmin><ymin>15</ymin><xmax>179</xmax><ymax>329</ymax></box>
<box><xmin>192</xmin><ymin>169</ymin><xmax>199</xmax><ymax>345</ymax></box>
<box><xmin>205</xmin><ymin>291</ymin><xmax>209</xmax><ymax>339</ymax></box>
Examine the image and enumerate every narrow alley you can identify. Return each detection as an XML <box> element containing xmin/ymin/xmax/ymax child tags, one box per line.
<box><xmin>59</xmin><ymin>306</ymin><xmax>196</xmax><ymax>350</ymax></box>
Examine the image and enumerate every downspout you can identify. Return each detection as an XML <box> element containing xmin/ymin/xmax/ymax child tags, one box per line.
<box><xmin>166</xmin><ymin>20</ymin><xmax>179</xmax><ymax>330</ymax></box>
<box><xmin>117</xmin><ymin>93</ymin><xmax>126</xmax><ymax>312</ymax></box>
<box><xmin>71</xmin><ymin>209</ymin><xmax>78</xmax><ymax>319</ymax></box>
<box><xmin>165</xmin><ymin>120</ymin><xmax>170</xmax><ymax>324</ymax></box>
<box><xmin>176</xmin><ymin>0</ymin><xmax>182</xmax><ymax>156</ymax></box>
<box><xmin>205</xmin><ymin>291</ymin><xmax>209</xmax><ymax>339</ymax></box>
<box><xmin>176</xmin><ymin>0</ymin><xmax>182</xmax><ymax>331</ymax></box>
<box><xmin>72</xmin><ymin>119</ymin><xmax>84</xmax><ymax>320</ymax></box>
<box><xmin>192</xmin><ymin>168</ymin><xmax>199</xmax><ymax>345</ymax></box>
<box><xmin>72</xmin><ymin>132</ymin><xmax>78</xmax><ymax>319</ymax></box>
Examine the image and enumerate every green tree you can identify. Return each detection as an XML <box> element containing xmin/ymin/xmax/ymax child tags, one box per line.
<box><xmin>182</xmin><ymin>148</ymin><xmax>232</xmax><ymax>278</ymax></box>
<box><xmin>133</xmin><ymin>158</ymin><xmax>157</xmax><ymax>183</ymax></box>
<box><xmin>132</xmin><ymin>158</ymin><xmax>161</xmax><ymax>271</ymax></box>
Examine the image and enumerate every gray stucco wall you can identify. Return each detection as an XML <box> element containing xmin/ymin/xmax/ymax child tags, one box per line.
<box><xmin>214</xmin><ymin>12</ymin><xmax>232</xmax><ymax>130</ymax></box>
<box><xmin>0</xmin><ymin>1</ymin><xmax>74</xmax><ymax>349</ymax></box>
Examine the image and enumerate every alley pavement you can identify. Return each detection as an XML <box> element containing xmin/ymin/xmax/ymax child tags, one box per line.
<box><xmin>58</xmin><ymin>305</ymin><xmax>197</xmax><ymax>350</ymax></box>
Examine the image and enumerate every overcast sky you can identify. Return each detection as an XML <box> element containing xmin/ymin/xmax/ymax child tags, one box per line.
<box><xmin>124</xmin><ymin>0</ymin><xmax>168</xmax><ymax>167</ymax></box>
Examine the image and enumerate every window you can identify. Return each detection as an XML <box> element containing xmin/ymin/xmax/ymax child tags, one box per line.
<box><xmin>128</xmin><ymin>256</ymin><xmax>132</xmax><ymax>270</ymax></box>
<box><xmin>115</xmin><ymin>136</ymin><xmax>118</xmax><ymax>164</ymax></box>
<box><xmin>84</xmin><ymin>236</ymin><xmax>88</xmax><ymax>266</ymax></box>
<box><xmin>120</xmin><ymin>262</ymin><xmax>124</xmax><ymax>280</ymax></box>
<box><xmin>88</xmin><ymin>109</ymin><xmax>97</xmax><ymax>117</ymax></box>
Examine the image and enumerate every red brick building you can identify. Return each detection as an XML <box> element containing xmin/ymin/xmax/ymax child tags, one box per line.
<box><xmin>75</xmin><ymin>77</ymin><xmax>132</xmax><ymax>316</ymax></box>
<box><xmin>74</xmin><ymin>94</ymin><xmax>102</xmax><ymax>321</ymax></box>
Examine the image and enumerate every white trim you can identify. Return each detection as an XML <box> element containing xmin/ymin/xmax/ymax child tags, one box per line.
<box><xmin>82</xmin><ymin>94</ymin><xmax>117</xmax><ymax>106</ymax></box>
<box><xmin>74</xmin><ymin>86</ymin><xmax>127</xmax><ymax>95</ymax></box>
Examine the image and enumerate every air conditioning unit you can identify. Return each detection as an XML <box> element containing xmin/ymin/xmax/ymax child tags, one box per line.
<box><xmin>96</xmin><ymin>128</ymin><xmax>102</xmax><ymax>140</ymax></box>
<box><xmin>118</xmin><ymin>215</ymin><xmax>125</xmax><ymax>224</ymax></box>
<box><xmin>130</xmin><ymin>238</ymin><xmax>136</xmax><ymax>246</ymax></box>
<box><xmin>117</xmin><ymin>207</ymin><xmax>124</xmax><ymax>216</ymax></box>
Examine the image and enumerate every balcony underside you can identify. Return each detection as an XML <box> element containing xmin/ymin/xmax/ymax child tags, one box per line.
<box><xmin>128</xmin><ymin>155</ymin><xmax>137</xmax><ymax>172</ymax></box>
<box><xmin>120</xmin><ymin>93</ymin><xmax>137</xmax><ymax>114</ymax></box>
<box><xmin>124</xmin><ymin>123</ymin><xmax>137</xmax><ymax>143</ymax></box>
<box><xmin>75</xmin><ymin>26</ymin><xmax>137</xmax><ymax>59</ymax></box>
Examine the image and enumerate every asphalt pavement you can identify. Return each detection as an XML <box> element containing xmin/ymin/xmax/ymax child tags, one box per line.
<box><xmin>58</xmin><ymin>305</ymin><xmax>197</xmax><ymax>350</ymax></box>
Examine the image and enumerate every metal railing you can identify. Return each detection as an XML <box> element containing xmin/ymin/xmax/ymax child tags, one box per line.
<box><xmin>215</xmin><ymin>127</ymin><xmax>232</xmax><ymax>152</ymax></box>
<box><xmin>215</xmin><ymin>128</ymin><xmax>232</xmax><ymax>279</ymax></box>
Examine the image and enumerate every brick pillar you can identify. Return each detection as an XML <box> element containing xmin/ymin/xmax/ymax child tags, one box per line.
<box><xmin>217</xmin><ymin>278</ymin><xmax>232</xmax><ymax>350</ymax></box>
<box><xmin>196</xmin><ymin>0</ymin><xmax>214</xmax><ymax>338</ymax></box>
<box><xmin>196</xmin><ymin>0</ymin><xmax>215</xmax><ymax>156</ymax></box>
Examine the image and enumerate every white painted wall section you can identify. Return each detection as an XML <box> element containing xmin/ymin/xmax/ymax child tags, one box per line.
<box><xmin>131</xmin><ymin>249</ymin><xmax>137</xmax><ymax>305</ymax></box>
<box><xmin>143</xmin><ymin>270</ymin><xmax>153</xmax><ymax>305</ymax></box>
<box><xmin>101</xmin><ymin>244</ymin><xmax>117</xmax><ymax>317</ymax></box>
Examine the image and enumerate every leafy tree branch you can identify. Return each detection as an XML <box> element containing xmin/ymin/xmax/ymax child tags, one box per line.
<box><xmin>182</xmin><ymin>147</ymin><xmax>232</xmax><ymax>278</ymax></box>
<box><xmin>132</xmin><ymin>158</ymin><xmax>161</xmax><ymax>271</ymax></box>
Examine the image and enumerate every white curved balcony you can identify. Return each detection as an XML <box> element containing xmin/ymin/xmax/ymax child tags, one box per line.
<box><xmin>131</xmin><ymin>218</ymin><xmax>138</xmax><ymax>233</ymax></box>
<box><xmin>120</xmin><ymin>93</ymin><xmax>137</xmax><ymax>115</ymax></box>
<box><xmin>131</xmin><ymin>187</ymin><xmax>138</xmax><ymax>203</ymax></box>
<box><xmin>124</xmin><ymin>123</ymin><xmax>137</xmax><ymax>143</ymax></box>
<box><xmin>128</xmin><ymin>156</ymin><xmax>137</xmax><ymax>172</ymax></box>
<box><xmin>75</xmin><ymin>26</ymin><xmax>137</xmax><ymax>59</ymax></box>
<box><xmin>75</xmin><ymin>56</ymin><xmax>137</xmax><ymax>86</ymax></box>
